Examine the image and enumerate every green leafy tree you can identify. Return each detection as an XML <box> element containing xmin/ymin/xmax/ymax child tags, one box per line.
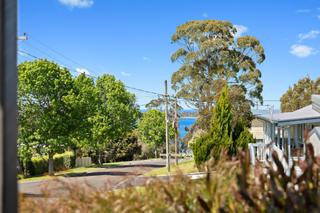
<box><xmin>91</xmin><ymin>74</ymin><xmax>140</xmax><ymax>164</ymax></box>
<box><xmin>281</xmin><ymin>76</ymin><xmax>320</xmax><ymax>112</ymax></box>
<box><xmin>137</xmin><ymin>109</ymin><xmax>174</xmax><ymax>157</ymax></box>
<box><xmin>65</xmin><ymin>74</ymin><xmax>96</xmax><ymax>154</ymax></box>
<box><xmin>171</xmin><ymin>20</ymin><xmax>265</xmax><ymax>133</ymax></box>
<box><xmin>18</xmin><ymin>59</ymin><xmax>74</xmax><ymax>175</ymax></box>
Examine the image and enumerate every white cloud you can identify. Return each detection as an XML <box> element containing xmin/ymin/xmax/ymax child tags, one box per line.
<box><xmin>317</xmin><ymin>15</ymin><xmax>320</xmax><ymax>20</ymax></box>
<box><xmin>202</xmin><ymin>12</ymin><xmax>208</xmax><ymax>18</ymax></box>
<box><xmin>121</xmin><ymin>71</ymin><xmax>131</xmax><ymax>77</ymax></box>
<box><xmin>296</xmin><ymin>9</ymin><xmax>311</xmax><ymax>13</ymax></box>
<box><xmin>234</xmin><ymin>25</ymin><xmax>248</xmax><ymax>37</ymax></box>
<box><xmin>290</xmin><ymin>44</ymin><xmax>317</xmax><ymax>58</ymax></box>
<box><xmin>76</xmin><ymin>67</ymin><xmax>90</xmax><ymax>75</ymax></box>
<box><xmin>298</xmin><ymin>30</ymin><xmax>320</xmax><ymax>41</ymax></box>
<box><xmin>58</xmin><ymin>0</ymin><xmax>93</xmax><ymax>8</ymax></box>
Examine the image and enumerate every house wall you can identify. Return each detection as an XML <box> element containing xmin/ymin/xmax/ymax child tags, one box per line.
<box><xmin>250</xmin><ymin>119</ymin><xmax>264</xmax><ymax>142</ymax></box>
<box><xmin>307</xmin><ymin>133</ymin><xmax>320</xmax><ymax>156</ymax></box>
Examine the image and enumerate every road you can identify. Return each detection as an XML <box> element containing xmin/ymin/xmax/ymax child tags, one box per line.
<box><xmin>19</xmin><ymin>158</ymin><xmax>169</xmax><ymax>197</ymax></box>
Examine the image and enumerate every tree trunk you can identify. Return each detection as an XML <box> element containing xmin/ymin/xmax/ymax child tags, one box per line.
<box><xmin>154</xmin><ymin>149</ymin><xmax>157</xmax><ymax>158</ymax></box>
<box><xmin>98</xmin><ymin>150</ymin><xmax>102</xmax><ymax>165</ymax></box>
<box><xmin>48</xmin><ymin>152</ymin><xmax>54</xmax><ymax>176</ymax></box>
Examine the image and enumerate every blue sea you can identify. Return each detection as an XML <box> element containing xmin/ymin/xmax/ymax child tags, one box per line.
<box><xmin>178</xmin><ymin>117</ymin><xmax>196</xmax><ymax>138</ymax></box>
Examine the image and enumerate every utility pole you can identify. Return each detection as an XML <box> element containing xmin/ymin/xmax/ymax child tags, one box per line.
<box><xmin>174</xmin><ymin>97</ymin><xmax>179</xmax><ymax>165</ymax></box>
<box><xmin>164</xmin><ymin>80</ymin><xmax>170</xmax><ymax>172</ymax></box>
<box><xmin>17</xmin><ymin>32</ymin><xmax>28</xmax><ymax>41</ymax></box>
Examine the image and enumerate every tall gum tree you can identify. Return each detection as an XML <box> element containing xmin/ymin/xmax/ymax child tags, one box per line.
<box><xmin>18</xmin><ymin>59</ymin><xmax>74</xmax><ymax>175</ymax></box>
<box><xmin>280</xmin><ymin>76</ymin><xmax>320</xmax><ymax>112</ymax></box>
<box><xmin>171</xmin><ymin>20</ymin><xmax>265</xmax><ymax>131</ymax></box>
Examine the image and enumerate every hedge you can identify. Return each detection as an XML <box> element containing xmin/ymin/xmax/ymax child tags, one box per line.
<box><xmin>26</xmin><ymin>151</ymin><xmax>75</xmax><ymax>176</ymax></box>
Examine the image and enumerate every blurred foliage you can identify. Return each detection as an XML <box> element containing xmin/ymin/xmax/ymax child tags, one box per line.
<box><xmin>20</xmin><ymin>144</ymin><xmax>320</xmax><ymax>212</ymax></box>
<box><xmin>235</xmin><ymin>143</ymin><xmax>320</xmax><ymax>212</ymax></box>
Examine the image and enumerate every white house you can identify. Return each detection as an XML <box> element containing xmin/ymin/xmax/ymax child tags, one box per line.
<box><xmin>249</xmin><ymin>95</ymin><xmax>320</xmax><ymax>165</ymax></box>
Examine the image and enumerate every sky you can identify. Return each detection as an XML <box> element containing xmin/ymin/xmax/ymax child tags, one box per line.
<box><xmin>18</xmin><ymin>0</ymin><xmax>320</xmax><ymax>110</ymax></box>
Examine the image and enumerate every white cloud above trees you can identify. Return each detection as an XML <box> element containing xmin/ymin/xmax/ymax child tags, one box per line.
<box><xmin>290</xmin><ymin>44</ymin><xmax>317</xmax><ymax>58</ymax></box>
<box><xmin>58</xmin><ymin>0</ymin><xmax>93</xmax><ymax>8</ymax></box>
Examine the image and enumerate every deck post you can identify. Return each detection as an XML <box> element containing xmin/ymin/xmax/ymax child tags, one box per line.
<box><xmin>294</xmin><ymin>125</ymin><xmax>298</xmax><ymax>148</ymax></box>
<box><xmin>282</xmin><ymin>127</ymin><xmax>285</xmax><ymax>150</ymax></box>
<box><xmin>287</xmin><ymin>127</ymin><xmax>291</xmax><ymax>159</ymax></box>
<box><xmin>277</xmin><ymin>126</ymin><xmax>280</xmax><ymax>147</ymax></box>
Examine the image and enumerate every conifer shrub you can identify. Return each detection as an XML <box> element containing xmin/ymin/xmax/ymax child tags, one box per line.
<box><xmin>192</xmin><ymin>86</ymin><xmax>233</xmax><ymax>165</ymax></box>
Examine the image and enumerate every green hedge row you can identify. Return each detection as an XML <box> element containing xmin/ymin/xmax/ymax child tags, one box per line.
<box><xmin>26</xmin><ymin>151</ymin><xmax>75</xmax><ymax>176</ymax></box>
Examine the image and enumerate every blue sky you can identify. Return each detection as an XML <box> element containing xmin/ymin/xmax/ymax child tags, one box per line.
<box><xmin>18</xmin><ymin>0</ymin><xmax>320</xmax><ymax>110</ymax></box>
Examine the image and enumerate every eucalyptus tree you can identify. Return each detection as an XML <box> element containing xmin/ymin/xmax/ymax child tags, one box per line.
<box><xmin>281</xmin><ymin>76</ymin><xmax>320</xmax><ymax>112</ymax></box>
<box><xmin>18</xmin><ymin>59</ymin><xmax>74</xmax><ymax>175</ymax></box>
<box><xmin>171</xmin><ymin>20</ymin><xmax>265</xmax><ymax>129</ymax></box>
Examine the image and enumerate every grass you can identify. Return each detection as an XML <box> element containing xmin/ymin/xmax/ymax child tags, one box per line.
<box><xmin>144</xmin><ymin>160</ymin><xmax>197</xmax><ymax>176</ymax></box>
<box><xmin>19</xmin><ymin>161</ymin><xmax>128</xmax><ymax>183</ymax></box>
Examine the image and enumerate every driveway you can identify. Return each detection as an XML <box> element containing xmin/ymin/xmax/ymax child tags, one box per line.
<box><xmin>19</xmin><ymin>158</ymin><xmax>167</xmax><ymax>197</ymax></box>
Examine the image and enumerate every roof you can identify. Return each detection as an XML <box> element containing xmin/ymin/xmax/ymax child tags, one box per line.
<box><xmin>257</xmin><ymin>105</ymin><xmax>320</xmax><ymax>124</ymax></box>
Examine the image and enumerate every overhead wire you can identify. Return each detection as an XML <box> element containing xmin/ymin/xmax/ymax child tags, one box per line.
<box><xmin>18</xmin><ymin>40</ymin><xmax>281</xmax><ymax>106</ymax></box>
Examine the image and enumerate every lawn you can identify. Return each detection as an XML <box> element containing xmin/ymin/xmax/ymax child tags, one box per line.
<box><xmin>144</xmin><ymin>160</ymin><xmax>197</xmax><ymax>176</ymax></box>
<box><xmin>19</xmin><ymin>161</ymin><xmax>125</xmax><ymax>183</ymax></box>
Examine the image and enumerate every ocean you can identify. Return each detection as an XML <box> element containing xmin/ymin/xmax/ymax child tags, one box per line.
<box><xmin>178</xmin><ymin>117</ymin><xmax>196</xmax><ymax>138</ymax></box>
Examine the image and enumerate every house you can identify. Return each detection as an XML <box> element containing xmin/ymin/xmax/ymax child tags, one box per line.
<box><xmin>249</xmin><ymin>95</ymin><xmax>320</xmax><ymax>165</ymax></box>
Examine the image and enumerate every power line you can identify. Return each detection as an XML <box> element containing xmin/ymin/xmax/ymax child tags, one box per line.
<box><xmin>17</xmin><ymin>49</ymin><xmax>281</xmax><ymax>105</ymax></box>
<box><xmin>29</xmin><ymin>34</ymin><xmax>100</xmax><ymax>76</ymax></box>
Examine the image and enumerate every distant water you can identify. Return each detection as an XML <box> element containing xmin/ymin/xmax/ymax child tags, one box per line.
<box><xmin>179</xmin><ymin>117</ymin><xmax>196</xmax><ymax>138</ymax></box>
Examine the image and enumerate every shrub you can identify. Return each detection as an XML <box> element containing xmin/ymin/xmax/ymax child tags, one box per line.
<box><xmin>191</xmin><ymin>134</ymin><xmax>213</xmax><ymax>166</ymax></box>
<box><xmin>27</xmin><ymin>151</ymin><xmax>74</xmax><ymax>176</ymax></box>
<box><xmin>235</xmin><ymin>128</ymin><xmax>254</xmax><ymax>149</ymax></box>
<box><xmin>138</xmin><ymin>142</ymin><xmax>156</xmax><ymax>159</ymax></box>
<box><xmin>105</xmin><ymin>134</ymin><xmax>141</xmax><ymax>162</ymax></box>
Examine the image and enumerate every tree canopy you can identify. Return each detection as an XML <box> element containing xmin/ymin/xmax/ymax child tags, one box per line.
<box><xmin>280</xmin><ymin>76</ymin><xmax>320</xmax><ymax>112</ymax></box>
<box><xmin>18</xmin><ymin>59</ymin><xmax>74</xmax><ymax>175</ymax></box>
<box><xmin>91</xmin><ymin>74</ymin><xmax>140</xmax><ymax>163</ymax></box>
<box><xmin>137</xmin><ymin>109</ymin><xmax>174</xmax><ymax>156</ymax></box>
<box><xmin>171</xmin><ymin>20</ymin><xmax>265</xmax><ymax>131</ymax></box>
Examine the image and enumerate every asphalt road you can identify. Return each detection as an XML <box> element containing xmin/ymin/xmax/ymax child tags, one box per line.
<box><xmin>19</xmin><ymin>158</ymin><xmax>168</xmax><ymax>197</ymax></box>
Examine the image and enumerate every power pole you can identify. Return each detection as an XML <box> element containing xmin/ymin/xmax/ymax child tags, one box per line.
<box><xmin>164</xmin><ymin>80</ymin><xmax>170</xmax><ymax>172</ymax></box>
<box><xmin>174</xmin><ymin>97</ymin><xmax>179</xmax><ymax>165</ymax></box>
<box><xmin>17</xmin><ymin>32</ymin><xmax>28</xmax><ymax>41</ymax></box>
